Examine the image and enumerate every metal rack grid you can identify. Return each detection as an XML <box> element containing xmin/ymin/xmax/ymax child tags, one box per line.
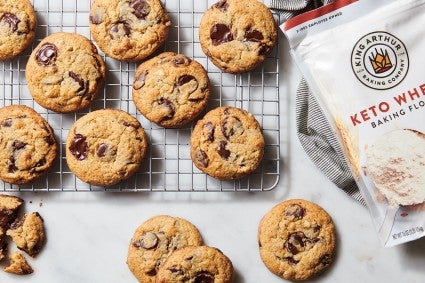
<box><xmin>0</xmin><ymin>0</ymin><xmax>283</xmax><ymax>192</ymax></box>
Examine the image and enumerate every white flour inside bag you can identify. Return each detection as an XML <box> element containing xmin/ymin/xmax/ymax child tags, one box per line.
<box><xmin>282</xmin><ymin>0</ymin><xmax>425</xmax><ymax>246</ymax></box>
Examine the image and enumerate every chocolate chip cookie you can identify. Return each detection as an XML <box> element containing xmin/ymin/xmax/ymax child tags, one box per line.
<box><xmin>0</xmin><ymin>194</ymin><xmax>24</xmax><ymax>261</ymax></box>
<box><xmin>7</xmin><ymin>212</ymin><xmax>45</xmax><ymax>257</ymax></box>
<box><xmin>132</xmin><ymin>52</ymin><xmax>210</xmax><ymax>128</ymax></box>
<box><xmin>156</xmin><ymin>245</ymin><xmax>234</xmax><ymax>283</ymax></box>
<box><xmin>127</xmin><ymin>215</ymin><xmax>203</xmax><ymax>283</ymax></box>
<box><xmin>0</xmin><ymin>105</ymin><xmax>58</xmax><ymax>185</ymax></box>
<box><xmin>3</xmin><ymin>251</ymin><xmax>33</xmax><ymax>275</ymax></box>
<box><xmin>26</xmin><ymin>32</ymin><xmax>106</xmax><ymax>113</ymax></box>
<box><xmin>190</xmin><ymin>106</ymin><xmax>264</xmax><ymax>180</ymax></box>
<box><xmin>0</xmin><ymin>0</ymin><xmax>37</xmax><ymax>60</ymax></box>
<box><xmin>258</xmin><ymin>199</ymin><xmax>336</xmax><ymax>281</ymax></box>
<box><xmin>199</xmin><ymin>0</ymin><xmax>277</xmax><ymax>73</ymax></box>
<box><xmin>89</xmin><ymin>0</ymin><xmax>171</xmax><ymax>62</ymax></box>
<box><xmin>66</xmin><ymin>109</ymin><xmax>148</xmax><ymax>186</ymax></box>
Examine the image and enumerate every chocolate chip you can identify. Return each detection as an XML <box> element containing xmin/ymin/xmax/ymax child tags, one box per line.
<box><xmin>172</xmin><ymin>56</ymin><xmax>191</xmax><ymax>67</ymax></box>
<box><xmin>178</xmin><ymin>75</ymin><xmax>196</xmax><ymax>86</ymax></box>
<box><xmin>90</xmin><ymin>8</ymin><xmax>104</xmax><ymax>24</ymax></box>
<box><xmin>9</xmin><ymin>215</ymin><xmax>24</xmax><ymax>230</ymax></box>
<box><xmin>157</xmin><ymin>98</ymin><xmax>175</xmax><ymax>120</ymax></box>
<box><xmin>109</xmin><ymin>22</ymin><xmax>130</xmax><ymax>39</ymax></box>
<box><xmin>223</xmin><ymin>107</ymin><xmax>230</xmax><ymax>115</ymax></box>
<box><xmin>319</xmin><ymin>254</ymin><xmax>332</xmax><ymax>266</ymax></box>
<box><xmin>12</xmin><ymin>140</ymin><xmax>26</xmax><ymax>150</ymax></box>
<box><xmin>123</xmin><ymin>121</ymin><xmax>141</xmax><ymax>129</ymax></box>
<box><xmin>134</xmin><ymin>232</ymin><xmax>159</xmax><ymax>250</ymax></box>
<box><xmin>217</xmin><ymin>141</ymin><xmax>230</xmax><ymax>159</ymax></box>
<box><xmin>146</xmin><ymin>268</ymin><xmax>157</xmax><ymax>276</ymax></box>
<box><xmin>185</xmin><ymin>256</ymin><xmax>193</xmax><ymax>261</ymax></box>
<box><xmin>259</xmin><ymin>43</ymin><xmax>271</xmax><ymax>56</ymax></box>
<box><xmin>167</xmin><ymin>265</ymin><xmax>183</xmax><ymax>274</ymax></box>
<box><xmin>194</xmin><ymin>272</ymin><xmax>215</xmax><ymax>283</ymax></box>
<box><xmin>214</xmin><ymin>0</ymin><xmax>229</xmax><ymax>12</ymax></box>
<box><xmin>285</xmin><ymin>204</ymin><xmax>305</xmax><ymax>220</ymax></box>
<box><xmin>203</xmin><ymin>122</ymin><xmax>215</xmax><ymax>142</ymax></box>
<box><xmin>312</xmin><ymin>225</ymin><xmax>321</xmax><ymax>233</ymax></box>
<box><xmin>30</xmin><ymin>158</ymin><xmax>47</xmax><ymax>173</ymax></box>
<box><xmin>284</xmin><ymin>232</ymin><xmax>307</xmax><ymax>255</ymax></box>
<box><xmin>284</xmin><ymin>257</ymin><xmax>299</xmax><ymax>265</ymax></box>
<box><xmin>69</xmin><ymin>72</ymin><xmax>86</xmax><ymax>95</ymax></box>
<box><xmin>8</xmin><ymin>156</ymin><xmax>17</xmax><ymax>173</ymax></box>
<box><xmin>1</xmin><ymin>118</ymin><xmax>12</xmax><ymax>127</ymax></box>
<box><xmin>195</xmin><ymin>149</ymin><xmax>209</xmax><ymax>168</ymax></box>
<box><xmin>44</xmin><ymin>135</ymin><xmax>56</xmax><ymax>146</ymax></box>
<box><xmin>1</xmin><ymin>13</ymin><xmax>20</xmax><ymax>32</ymax></box>
<box><xmin>69</xmin><ymin>134</ymin><xmax>88</xmax><ymax>161</ymax></box>
<box><xmin>221</xmin><ymin>116</ymin><xmax>243</xmax><ymax>140</ymax></box>
<box><xmin>0</xmin><ymin>209</ymin><xmax>14</xmax><ymax>228</ymax></box>
<box><xmin>210</xmin><ymin>24</ymin><xmax>233</xmax><ymax>46</ymax></box>
<box><xmin>244</xmin><ymin>29</ymin><xmax>264</xmax><ymax>42</ymax></box>
<box><xmin>36</xmin><ymin>43</ymin><xmax>58</xmax><ymax>66</ymax></box>
<box><xmin>130</xmin><ymin>0</ymin><xmax>150</xmax><ymax>19</ymax></box>
<box><xmin>97</xmin><ymin>143</ymin><xmax>108</xmax><ymax>157</ymax></box>
<box><xmin>133</xmin><ymin>71</ymin><xmax>148</xmax><ymax>90</ymax></box>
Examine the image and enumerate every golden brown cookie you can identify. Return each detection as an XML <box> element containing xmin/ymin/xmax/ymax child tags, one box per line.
<box><xmin>89</xmin><ymin>0</ymin><xmax>171</xmax><ymax>62</ymax></box>
<box><xmin>26</xmin><ymin>32</ymin><xmax>106</xmax><ymax>113</ymax></box>
<box><xmin>258</xmin><ymin>199</ymin><xmax>336</xmax><ymax>281</ymax></box>
<box><xmin>66</xmin><ymin>109</ymin><xmax>148</xmax><ymax>186</ymax></box>
<box><xmin>3</xmin><ymin>251</ymin><xmax>33</xmax><ymax>275</ymax></box>
<box><xmin>190</xmin><ymin>106</ymin><xmax>264</xmax><ymax>180</ymax></box>
<box><xmin>199</xmin><ymin>0</ymin><xmax>277</xmax><ymax>73</ymax></box>
<box><xmin>156</xmin><ymin>245</ymin><xmax>234</xmax><ymax>283</ymax></box>
<box><xmin>0</xmin><ymin>0</ymin><xmax>37</xmax><ymax>60</ymax></box>
<box><xmin>127</xmin><ymin>215</ymin><xmax>203</xmax><ymax>283</ymax></box>
<box><xmin>0</xmin><ymin>105</ymin><xmax>58</xmax><ymax>185</ymax></box>
<box><xmin>132</xmin><ymin>52</ymin><xmax>210</xmax><ymax>128</ymax></box>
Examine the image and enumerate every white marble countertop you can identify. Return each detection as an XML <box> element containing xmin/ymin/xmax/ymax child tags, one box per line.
<box><xmin>1</xmin><ymin>32</ymin><xmax>425</xmax><ymax>283</ymax></box>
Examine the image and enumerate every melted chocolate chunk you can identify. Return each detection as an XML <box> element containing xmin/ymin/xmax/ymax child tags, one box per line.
<box><xmin>36</xmin><ymin>43</ymin><xmax>58</xmax><ymax>66</ymax></box>
<box><xmin>177</xmin><ymin>75</ymin><xmax>196</xmax><ymax>86</ymax></box>
<box><xmin>90</xmin><ymin>14</ymin><xmax>102</xmax><ymax>25</ymax></box>
<box><xmin>133</xmin><ymin>71</ymin><xmax>148</xmax><ymax>90</ymax></box>
<box><xmin>157</xmin><ymin>98</ymin><xmax>175</xmax><ymax>120</ymax></box>
<box><xmin>8</xmin><ymin>156</ymin><xmax>18</xmax><ymax>173</ymax></box>
<box><xmin>167</xmin><ymin>265</ymin><xmax>183</xmax><ymax>274</ymax></box>
<box><xmin>223</xmin><ymin>107</ymin><xmax>230</xmax><ymax>115</ymax></box>
<box><xmin>285</xmin><ymin>204</ymin><xmax>305</xmax><ymax>220</ymax></box>
<box><xmin>210</xmin><ymin>24</ymin><xmax>233</xmax><ymax>46</ymax></box>
<box><xmin>69</xmin><ymin>72</ymin><xmax>86</xmax><ymax>95</ymax></box>
<box><xmin>319</xmin><ymin>254</ymin><xmax>332</xmax><ymax>266</ymax></box>
<box><xmin>194</xmin><ymin>272</ymin><xmax>215</xmax><ymax>283</ymax></box>
<box><xmin>44</xmin><ymin>135</ymin><xmax>56</xmax><ymax>146</ymax></box>
<box><xmin>244</xmin><ymin>29</ymin><xmax>264</xmax><ymax>42</ymax></box>
<box><xmin>69</xmin><ymin>134</ymin><xmax>88</xmax><ymax>161</ymax></box>
<box><xmin>284</xmin><ymin>232</ymin><xmax>307</xmax><ymax>255</ymax></box>
<box><xmin>217</xmin><ymin>141</ymin><xmax>230</xmax><ymax>159</ymax></box>
<box><xmin>9</xmin><ymin>215</ymin><xmax>24</xmax><ymax>230</ymax></box>
<box><xmin>12</xmin><ymin>140</ymin><xmax>26</xmax><ymax>150</ymax></box>
<box><xmin>284</xmin><ymin>257</ymin><xmax>299</xmax><ymax>265</ymax></box>
<box><xmin>1</xmin><ymin>118</ymin><xmax>12</xmax><ymax>127</ymax></box>
<box><xmin>130</xmin><ymin>0</ymin><xmax>150</xmax><ymax>19</ymax></box>
<box><xmin>259</xmin><ymin>43</ymin><xmax>271</xmax><ymax>56</ymax></box>
<box><xmin>109</xmin><ymin>22</ymin><xmax>130</xmax><ymax>39</ymax></box>
<box><xmin>97</xmin><ymin>143</ymin><xmax>108</xmax><ymax>157</ymax></box>
<box><xmin>1</xmin><ymin>13</ymin><xmax>20</xmax><ymax>32</ymax></box>
<box><xmin>133</xmin><ymin>232</ymin><xmax>159</xmax><ymax>250</ymax></box>
<box><xmin>0</xmin><ymin>209</ymin><xmax>14</xmax><ymax>228</ymax></box>
<box><xmin>203</xmin><ymin>122</ymin><xmax>215</xmax><ymax>142</ymax></box>
<box><xmin>123</xmin><ymin>121</ymin><xmax>140</xmax><ymax>129</ymax></box>
<box><xmin>221</xmin><ymin>116</ymin><xmax>243</xmax><ymax>140</ymax></box>
<box><xmin>172</xmin><ymin>56</ymin><xmax>191</xmax><ymax>67</ymax></box>
<box><xmin>195</xmin><ymin>149</ymin><xmax>209</xmax><ymax>168</ymax></box>
<box><xmin>214</xmin><ymin>0</ymin><xmax>229</xmax><ymax>12</ymax></box>
<box><xmin>146</xmin><ymin>269</ymin><xmax>157</xmax><ymax>276</ymax></box>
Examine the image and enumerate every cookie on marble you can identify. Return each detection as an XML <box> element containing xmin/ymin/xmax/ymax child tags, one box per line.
<box><xmin>156</xmin><ymin>245</ymin><xmax>234</xmax><ymax>283</ymax></box>
<box><xmin>0</xmin><ymin>105</ymin><xmax>58</xmax><ymax>185</ymax></box>
<box><xmin>127</xmin><ymin>215</ymin><xmax>203</xmax><ymax>283</ymax></box>
<box><xmin>190</xmin><ymin>106</ymin><xmax>264</xmax><ymax>180</ymax></box>
<box><xmin>66</xmin><ymin>109</ymin><xmax>148</xmax><ymax>186</ymax></box>
<box><xmin>199</xmin><ymin>0</ymin><xmax>277</xmax><ymax>73</ymax></box>
<box><xmin>7</xmin><ymin>212</ymin><xmax>45</xmax><ymax>257</ymax></box>
<box><xmin>132</xmin><ymin>52</ymin><xmax>210</xmax><ymax>128</ymax></box>
<box><xmin>3</xmin><ymin>251</ymin><xmax>33</xmax><ymax>275</ymax></box>
<box><xmin>89</xmin><ymin>0</ymin><xmax>171</xmax><ymax>62</ymax></box>
<box><xmin>26</xmin><ymin>32</ymin><xmax>106</xmax><ymax>113</ymax></box>
<box><xmin>258</xmin><ymin>199</ymin><xmax>336</xmax><ymax>281</ymax></box>
<box><xmin>0</xmin><ymin>0</ymin><xmax>37</xmax><ymax>60</ymax></box>
<box><xmin>0</xmin><ymin>194</ymin><xmax>24</xmax><ymax>261</ymax></box>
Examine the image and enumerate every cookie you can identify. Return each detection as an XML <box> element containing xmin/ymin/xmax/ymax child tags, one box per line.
<box><xmin>0</xmin><ymin>105</ymin><xmax>58</xmax><ymax>185</ymax></box>
<box><xmin>0</xmin><ymin>0</ymin><xmax>37</xmax><ymax>60</ymax></box>
<box><xmin>26</xmin><ymin>32</ymin><xmax>106</xmax><ymax>113</ymax></box>
<box><xmin>190</xmin><ymin>106</ymin><xmax>264</xmax><ymax>180</ymax></box>
<box><xmin>3</xmin><ymin>251</ymin><xmax>33</xmax><ymax>275</ymax></box>
<box><xmin>89</xmin><ymin>0</ymin><xmax>171</xmax><ymax>62</ymax></box>
<box><xmin>156</xmin><ymin>245</ymin><xmax>234</xmax><ymax>283</ymax></box>
<box><xmin>7</xmin><ymin>212</ymin><xmax>45</xmax><ymax>257</ymax></box>
<box><xmin>127</xmin><ymin>215</ymin><xmax>203</xmax><ymax>283</ymax></box>
<box><xmin>0</xmin><ymin>194</ymin><xmax>24</xmax><ymax>261</ymax></box>
<box><xmin>199</xmin><ymin>0</ymin><xmax>277</xmax><ymax>73</ymax></box>
<box><xmin>132</xmin><ymin>52</ymin><xmax>210</xmax><ymax>128</ymax></box>
<box><xmin>66</xmin><ymin>109</ymin><xmax>148</xmax><ymax>186</ymax></box>
<box><xmin>258</xmin><ymin>199</ymin><xmax>336</xmax><ymax>281</ymax></box>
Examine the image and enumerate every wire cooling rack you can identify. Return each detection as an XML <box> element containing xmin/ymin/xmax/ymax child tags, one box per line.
<box><xmin>0</xmin><ymin>0</ymin><xmax>283</xmax><ymax>192</ymax></box>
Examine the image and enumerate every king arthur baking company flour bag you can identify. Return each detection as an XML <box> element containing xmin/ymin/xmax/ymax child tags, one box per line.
<box><xmin>283</xmin><ymin>0</ymin><xmax>425</xmax><ymax>246</ymax></box>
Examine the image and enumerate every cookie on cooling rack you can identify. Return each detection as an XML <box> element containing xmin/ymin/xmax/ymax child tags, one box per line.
<box><xmin>156</xmin><ymin>245</ymin><xmax>234</xmax><ymax>283</ymax></box>
<box><xmin>258</xmin><ymin>199</ymin><xmax>336</xmax><ymax>281</ymax></box>
<box><xmin>190</xmin><ymin>106</ymin><xmax>264</xmax><ymax>180</ymax></box>
<box><xmin>0</xmin><ymin>0</ymin><xmax>37</xmax><ymax>61</ymax></box>
<box><xmin>26</xmin><ymin>32</ymin><xmax>106</xmax><ymax>113</ymax></box>
<box><xmin>66</xmin><ymin>109</ymin><xmax>148</xmax><ymax>186</ymax></box>
<box><xmin>132</xmin><ymin>52</ymin><xmax>210</xmax><ymax>128</ymax></box>
<box><xmin>0</xmin><ymin>105</ymin><xmax>58</xmax><ymax>185</ymax></box>
<box><xmin>89</xmin><ymin>0</ymin><xmax>171</xmax><ymax>62</ymax></box>
<box><xmin>199</xmin><ymin>0</ymin><xmax>277</xmax><ymax>73</ymax></box>
<box><xmin>127</xmin><ymin>215</ymin><xmax>203</xmax><ymax>282</ymax></box>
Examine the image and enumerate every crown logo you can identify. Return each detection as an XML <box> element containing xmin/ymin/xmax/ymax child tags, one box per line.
<box><xmin>369</xmin><ymin>48</ymin><xmax>393</xmax><ymax>74</ymax></box>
